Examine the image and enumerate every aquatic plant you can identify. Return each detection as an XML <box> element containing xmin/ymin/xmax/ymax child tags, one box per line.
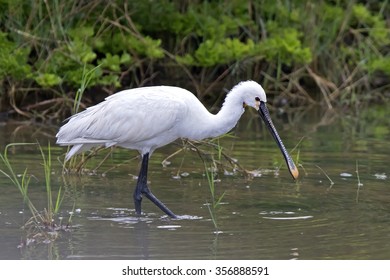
<box><xmin>0</xmin><ymin>143</ymin><xmax>37</xmax><ymax>220</ymax></box>
<box><xmin>39</xmin><ymin>143</ymin><xmax>65</xmax><ymax>228</ymax></box>
<box><xmin>355</xmin><ymin>160</ymin><xmax>363</xmax><ymax>203</ymax></box>
<box><xmin>0</xmin><ymin>143</ymin><xmax>69</xmax><ymax>244</ymax></box>
<box><xmin>204</xmin><ymin>161</ymin><xmax>225</xmax><ymax>231</ymax></box>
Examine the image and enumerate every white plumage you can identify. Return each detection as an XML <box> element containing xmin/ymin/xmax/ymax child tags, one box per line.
<box><xmin>56</xmin><ymin>80</ymin><xmax>298</xmax><ymax>218</ymax></box>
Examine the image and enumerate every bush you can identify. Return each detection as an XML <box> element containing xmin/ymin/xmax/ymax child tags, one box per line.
<box><xmin>0</xmin><ymin>0</ymin><xmax>389</xmax><ymax>118</ymax></box>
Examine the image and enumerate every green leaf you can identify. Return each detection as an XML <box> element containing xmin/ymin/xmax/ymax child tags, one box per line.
<box><xmin>0</xmin><ymin>32</ymin><xmax>31</xmax><ymax>79</ymax></box>
<box><xmin>186</xmin><ymin>38</ymin><xmax>256</xmax><ymax>67</ymax></box>
<box><xmin>98</xmin><ymin>53</ymin><xmax>121</xmax><ymax>72</ymax></box>
<box><xmin>35</xmin><ymin>73</ymin><xmax>62</xmax><ymax>87</ymax></box>
<box><xmin>256</xmin><ymin>28</ymin><xmax>312</xmax><ymax>65</ymax></box>
<box><xmin>68</xmin><ymin>26</ymin><xmax>95</xmax><ymax>40</ymax></box>
<box><xmin>128</xmin><ymin>36</ymin><xmax>164</xmax><ymax>59</ymax></box>
<box><xmin>120</xmin><ymin>53</ymin><xmax>131</xmax><ymax>64</ymax></box>
<box><xmin>366</xmin><ymin>57</ymin><xmax>390</xmax><ymax>75</ymax></box>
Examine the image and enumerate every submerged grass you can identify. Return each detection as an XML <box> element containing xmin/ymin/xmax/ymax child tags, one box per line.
<box><xmin>315</xmin><ymin>164</ymin><xmax>335</xmax><ymax>188</ymax></box>
<box><xmin>40</xmin><ymin>143</ymin><xmax>65</xmax><ymax>227</ymax></box>
<box><xmin>0</xmin><ymin>143</ymin><xmax>37</xmax><ymax>220</ymax></box>
<box><xmin>61</xmin><ymin>131</ymin><xmax>248</xmax><ymax>178</ymax></box>
<box><xmin>355</xmin><ymin>160</ymin><xmax>363</xmax><ymax>203</ymax></box>
<box><xmin>198</xmin><ymin>137</ymin><xmax>227</xmax><ymax>231</ymax></box>
<box><xmin>204</xmin><ymin>161</ymin><xmax>226</xmax><ymax>232</ymax></box>
<box><xmin>0</xmin><ymin>142</ymin><xmax>70</xmax><ymax>245</ymax></box>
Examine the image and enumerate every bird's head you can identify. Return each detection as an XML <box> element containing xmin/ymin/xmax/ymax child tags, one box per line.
<box><xmin>238</xmin><ymin>80</ymin><xmax>267</xmax><ymax>111</ymax></box>
<box><xmin>234</xmin><ymin>80</ymin><xmax>299</xmax><ymax>180</ymax></box>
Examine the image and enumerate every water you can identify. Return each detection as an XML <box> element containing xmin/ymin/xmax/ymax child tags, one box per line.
<box><xmin>0</xmin><ymin>106</ymin><xmax>389</xmax><ymax>260</ymax></box>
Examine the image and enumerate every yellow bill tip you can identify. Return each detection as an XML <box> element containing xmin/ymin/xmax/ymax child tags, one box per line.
<box><xmin>289</xmin><ymin>166</ymin><xmax>299</xmax><ymax>180</ymax></box>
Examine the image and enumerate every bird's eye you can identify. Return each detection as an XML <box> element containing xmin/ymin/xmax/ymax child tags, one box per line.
<box><xmin>255</xmin><ymin>97</ymin><xmax>260</xmax><ymax>101</ymax></box>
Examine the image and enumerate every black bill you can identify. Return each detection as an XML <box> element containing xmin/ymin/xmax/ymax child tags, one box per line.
<box><xmin>258</xmin><ymin>101</ymin><xmax>299</xmax><ymax>180</ymax></box>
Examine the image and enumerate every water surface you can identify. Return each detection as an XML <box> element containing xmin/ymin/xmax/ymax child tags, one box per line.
<box><xmin>0</xmin><ymin>106</ymin><xmax>389</xmax><ymax>259</ymax></box>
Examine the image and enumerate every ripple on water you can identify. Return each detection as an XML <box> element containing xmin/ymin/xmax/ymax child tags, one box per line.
<box><xmin>259</xmin><ymin>210</ymin><xmax>313</xmax><ymax>220</ymax></box>
<box><xmin>87</xmin><ymin>208</ymin><xmax>203</xmax><ymax>227</ymax></box>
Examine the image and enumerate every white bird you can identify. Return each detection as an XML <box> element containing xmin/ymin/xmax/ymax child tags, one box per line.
<box><xmin>56</xmin><ymin>80</ymin><xmax>298</xmax><ymax>218</ymax></box>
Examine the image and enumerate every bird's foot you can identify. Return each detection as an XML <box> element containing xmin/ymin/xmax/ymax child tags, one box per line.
<box><xmin>142</xmin><ymin>189</ymin><xmax>177</xmax><ymax>219</ymax></box>
<box><xmin>133</xmin><ymin>184</ymin><xmax>177</xmax><ymax>218</ymax></box>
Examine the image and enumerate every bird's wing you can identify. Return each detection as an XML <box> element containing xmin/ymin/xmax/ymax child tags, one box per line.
<box><xmin>56</xmin><ymin>87</ymin><xmax>188</xmax><ymax>149</ymax></box>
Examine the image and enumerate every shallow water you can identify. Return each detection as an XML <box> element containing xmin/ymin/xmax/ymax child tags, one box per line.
<box><xmin>0</xmin><ymin>106</ymin><xmax>389</xmax><ymax>260</ymax></box>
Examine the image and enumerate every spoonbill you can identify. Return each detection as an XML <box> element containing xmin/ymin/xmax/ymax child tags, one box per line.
<box><xmin>56</xmin><ymin>80</ymin><xmax>298</xmax><ymax>218</ymax></box>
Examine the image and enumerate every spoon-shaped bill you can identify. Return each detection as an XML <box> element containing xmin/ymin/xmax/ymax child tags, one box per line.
<box><xmin>258</xmin><ymin>101</ymin><xmax>299</xmax><ymax>180</ymax></box>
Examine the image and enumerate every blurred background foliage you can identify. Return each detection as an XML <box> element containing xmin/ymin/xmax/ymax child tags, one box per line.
<box><xmin>0</xmin><ymin>0</ymin><xmax>389</xmax><ymax>120</ymax></box>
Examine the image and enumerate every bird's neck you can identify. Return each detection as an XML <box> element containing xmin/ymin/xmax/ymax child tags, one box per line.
<box><xmin>198</xmin><ymin>91</ymin><xmax>245</xmax><ymax>139</ymax></box>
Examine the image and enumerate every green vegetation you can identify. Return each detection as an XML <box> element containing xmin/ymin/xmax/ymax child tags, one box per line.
<box><xmin>0</xmin><ymin>0</ymin><xmax>388</xmax><ymax>119</ymax></box>
<box><xmin>204</xmin><ymin>161</ymin><xmax>225</xmax><ymax>231</ymax></box>
<box><xmin>0</xmin><ymin>143</ymin><xmax>69</xmax><ymax>244</ymax></box>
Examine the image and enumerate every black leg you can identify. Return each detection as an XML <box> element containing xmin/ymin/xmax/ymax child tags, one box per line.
<box><xmin>133</xmin><ymin>153</ymin><xmax>177</xmax><ymax>218</ymax></box>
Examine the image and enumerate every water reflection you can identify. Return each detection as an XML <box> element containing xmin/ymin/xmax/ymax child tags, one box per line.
<box><xmin>0</xmin><ymin>106</ymin><xmax>389</xmax><ymax>260</ymax></box>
